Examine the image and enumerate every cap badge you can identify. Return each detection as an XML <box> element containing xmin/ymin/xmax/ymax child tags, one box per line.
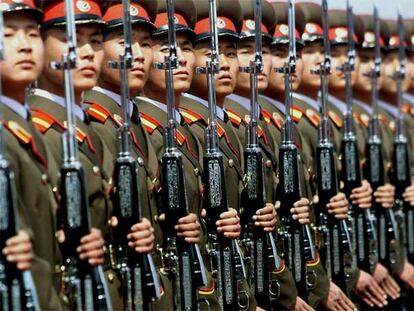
<box><xmin>217</xmin><ymin>17</ymin><xmax>226</xmax><ymax>29</ymax></box>
<box><xmin>76</xmin><ymin>0</ymin><xmax>91</xmax><ymax>13</ymax></box>
<box><xmin>365</xmin><ymin>32</ymin><xmax>374</xmax><ymax>44</ymax></box>
<box><xmin>173</xmin><ymin>15</ymin><xmax>179</xmax><ymax>24</ymax></box>
<box><xmin>0</xmin><ymin>3</ymin><xmax>10</xmax><ymax>10</ymax></box>
<box><xmin>12</xmin><ymin>0</ymin><xmax>24</xmax><ymax>3</ymax></box>
<box><xmin>130</xmin><ymin>5</ymin><xmax>139</xmax><ymax>16</ymax></box>
<box><xmin>246</xmin><ymin>19</ymin><xmax>255</xmax><ymax>31</ymax></box>
<box><xmin>280</xmin><ymin>24</ymin><xmax>289</xmax><ymax>35</ymax></box>
<box><xmin>306</xmin><ymin>23</ymin><xmax>316</xmax><ymax>34</ymax></box>
<box><xmin>390</xmin><ymin>36</ymin><xmax>398</xmax><ymax>46</ymax></box>
<box><xmin>335</xmin><ymin>27</ymin><xmax>347</xmax><ymax>39</ymax></box>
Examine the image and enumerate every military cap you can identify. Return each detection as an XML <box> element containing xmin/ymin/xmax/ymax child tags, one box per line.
<box><xmin>103</xmin><ymin>0</ymin><xmax>157</xmax><ymax>32</ymax></box>
<box><xmin>153</xmin><ymin>0</ymin><xmax>196</xmax><ymax>38</ymax></box>
<box><xmin>296</xmin><ymin>2</ymin><xmax>323</xmax><ymax>43</ymax></box>
<box><xmin>270</xmin><ymin>1</ymin><xmax>305</xmax><ymax>46</ymax></box>
<box><xmin>238</xmin><ymin>0</ymin><xmax>276</xmax><ymax>41</ymax></box>
<box><xmin>357</xmin><ymin>14</ymin><xmax>386</xmax><ymax>49</ymax></box>
<box><xmin>382</xmin><ymin>19</ymin><xmax>404</xmax><ymax>51</ymax></box>
<box><xmin>0</xmin><ymin>0</ymin><xmax>43</xmax><ymax>22</ymax></box>
<box><xmin>405</xmin><ymin>19</ymin><xmax>414</xmax><ymax>52</ymax></box>
<box><xmin>40</xmin><ymin>0</ymin><xmax>106</xmax><ymax>31</ymax></box>
<box><xmin>193</xmin><ymin>0</ymin><xmax>242</xmax><ymax>42</ymax></box>
<box><xmin>327</xmin><ymin>10</ymin><xmax>364</xmax><ymax>46</ymax></box>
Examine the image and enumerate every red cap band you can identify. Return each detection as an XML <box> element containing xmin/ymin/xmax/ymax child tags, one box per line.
<box><xmin>154</xmin><ymin>12</ymin><xmax>188</xmax><ymax>29</ymax></box>
<box><xmin>303</xmin><ymin>22</ymin><xmax>323</xmax><ymax>37</ymax></box>
<box><xmin>362</xmin><ymin>31</ymin><xmax>385</xmax><ymax>48</ymax></box>
<box><xmin>43</xmin><ymin>0</ymin><xmax>103</xmax><ymax>24</ymax></box>
<box><xmin>103</xmin><ymin>3</ymin><xmax>150</xmax><ymax>23</ymax></box>
<box><xmin>273</xmin><ymin>24</ymin><xmax>300</xmax><ymax>40</ymax></box>
<box><xmin>0</xmin><ymin>0</ymin><xmax>36</xmax><ymax>9</ymax></box>
<box><xmin>388</xmin><ymin>35</ymin><xmax>407</xmax><ymax>48</ymax></box>
<box><xmin>194</xmin><ymin>16</ymin><xmax>236</xmax><ymax>35</ymax></box>
<box><xmin>328</xmin><ymin>27</ymin><xmax>358</xmax><ymax>43</ymax></box>
<box><xmin>241</xmin><ymin>19</ymin><xmax>269</xmax><ymax>34</ymax></box>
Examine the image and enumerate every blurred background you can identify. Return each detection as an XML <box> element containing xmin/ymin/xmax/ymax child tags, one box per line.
<box><xmin>267</xmin><ymin>0</ymin><xmax>414</xmax><ymax>19</ymax></box>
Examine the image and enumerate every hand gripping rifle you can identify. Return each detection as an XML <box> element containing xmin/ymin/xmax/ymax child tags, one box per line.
<box><xmin>275</xmin><ymin>0</ymin><xmax>316</xmax><ymax>302</ymax></box>
<box><xmin>392</xmin><ymin>11</ymin><xmax>414</xmax><ymax>264</ymax></box>
<box><xmin>0</xmin><ymin>8</ymin><xmax>40</xmax><ymax>311</ymax></box>
<box><xmin>195</xmin><ymin>1</ymin><xmax>248</xmax><ymax>310</ymax></box>
<box><xmin>364</xmin><ymin>7</ymin><xmax>399</xmax><ymax>270</ymax></box>
<box><xmin>338</xmin><ymin>1</ymin><xmax>377</xmax><ymax>273</ymax></box>
<box><xmin>153</xmin><ymin>0</ymin><xmax>207</xmax><ymax>310</ymax></box>
<box><xmin>50</xmin><ymin>1</ymin><xmax>112</xmax><ymax>309</ymax></box>
<box><xmin>108</xmin><ymin>1</ymin><xmax>161</xmax><ymax>310</ymax></box>
<box><xmin>311</xmin><ymin>0</ymin><xmax>353</xmax><ymax>294</ymax></box>
<box><xmin>239</xmin><ymin>1</ymin><xmax>280</xmax><ymax>309</ymax></box>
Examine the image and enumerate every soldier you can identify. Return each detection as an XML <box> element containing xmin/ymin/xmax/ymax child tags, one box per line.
<box><xmin>0</xmin><ymin>0</ymin><xmax>104</xmax><ymax>309</ymax></box>
<box><xmin>26</xmin><ymin>0</ymin><xmax>133</xmax><ymax>307</ymax></box>
<box><xmin>81</xmin><ymin>0</ymin><xmax>172</xmax><ymax>309</ymax></box>
<box><xmin>180</xmin><ymin>0</ymin><xmax>310</xmax><ymax>309</ymax></box>
<box><xmin>259</xmin><ymin>2</ymin><xmax>331</xmax><ymax>309</ymax></box>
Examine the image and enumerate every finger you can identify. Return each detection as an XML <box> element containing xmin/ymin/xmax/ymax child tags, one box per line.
<box><xmin>337</xmin><ymin>296</ymin><xmax>354</xmax><ymax>311</ymax></box>
<box><xmin>327</xmin><ymin>200</ymin><xmax>348</xmax><ymax>208</ymax></box>
<box><xmin>350</xmin><ymin>189</ymin><xmax>372</xmax><ymax>200</ymax></box>
<box><xmin>253</xmin><ymin>213</ymin><xmax>275</xmax><ymax>222</ymax></box>
<box><xmin>382</xmin><ymin>278</ymin><xmax>399</xmax><ymax>299</ymax></box>
<box><xmin>218</xmin><ymin>224</ymin><xmax>241</xmax><ymax>234</ymax></box>
<box><xmin>178</xmin><ymin>214</ymin><xmax>198</xmax><ymax>224</ymax></box>
<box><xmin>175</xmin><ymin>222</ymin><xmax>200</xmax><ymax>232</ymax></box>
<box><xmin>216</xmin><ymin>217</ymin><xmax>239</xmax><ymax>227</ymax></box>
<box><xmin>386</xmin><ymin>275</ymin><xmax>401</xmax><ymax>295</ymax></box>
<box><xmin>16</xmin><ymin>261</ymin><xmax>32</xmax><ymax>270</ymax></box>
<box><xmin>330</xmin><ymin>193</ymin><xmax>346</xmax><ymax>202</ymax></box>
<box><xmin>129</xmin><ymin>236</ymin><xmax>154</xmax><ymax>248</ymax></box>
<box><xmin>80</xmin><ymin>248</ymin><xmax>104</xmax><ymax>261</ymax></box>
<box><xmin>87</xmin><ymin>257</ymin><xmax>104</xmax><ymax>266</ymax></box>
<box><xmin>176</xmin><ymin>230</ymin><xmax>200</xmax><ymax>238</ymax></box>
<box><xmin>128</xmin><ymin>229</ymin><xmax>153</xmax><ymax>241</ymax></box>
<box><xmin>6</xmin><ymin>252</ymin><xmax>32</xmax><ymax>264</ymax></box>
<box><xmin>365</xmin><ymin>287</ymin><xmax>386</xmax><ymax>307</ymax></box>
<box><xmin>134</xmin><ymin>245</ymin><xmax>154</xmax><ymax>253</ymax></box>
<box><xmin>201</xmin><ymin>209</ymin><xmax>207</xmax><ymax>218</ymax></box>
<box><xmin>338</xmin><ymin>291</ymin><xmax>356</xmax><ymax>311</ymax></box>
<box><xmin>77</xmin><ymin>239</ymin><xmax>104</xmax><ymax>253</ymax></box>
<box><xmin>3</xmin><ymin>240</ymin><xmax>32</xmax><ymax>256</ymax></box>
<box><xmin>184</xmin><ymin>237</ymin><xmax>200</xmax><ymax>243</ymax></box>
<box><xmin>274</xmin><ymin>201</ymin><xmax>281</xmax><ymax>210</ymax></box>
<box><xmin>368</xmin><ymin>280</ymin><xmax>387</xmax><ymax>303</ymax></box>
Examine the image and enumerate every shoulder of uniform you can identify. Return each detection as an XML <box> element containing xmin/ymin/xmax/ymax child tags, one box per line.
<box><xmin>4</xmin><ymin>121</ymin><xmax>32</xmax><ymax>145</ymax></box>
<box><xmin>302</xmin><ymin>108</ymin><xmax>320</xmax><ymax>127</ymax></box>
<box><xmin>179</xmin><ymin>107</ymin><xmax>207</xmax><ymax>125</ymax></box>
<box><xmin>360</xmin><ymin>113</ymin><xmax>370</xmax><ymax>127</ymax></box>
<box><xmin>353</xmin><ymin>111</ymin><xmax>361</xmax><ymax>124</ymax></box>
<box><xmin>225</xmin><ymin>108</ymin><xmax>243</xmax><ymax>127</ymax></box>
<box><xmin>292</xmin><ymin>105</ymin><xmax>304</xmax><ymax>123</ymax></box>
<box><xmin>402</xmin><ymin>102</ymin><xmax>411</xmax><ymax>113</ymax></box>
<box><xmin>262</xmin><ymin>108</ymin><xmax>283</xmax><ymax>130</ymax></box>
<box><xmin>378</xmin><ymin>113</ymin><xmax>388</xmax><ymax>124</ymax></box>
<box><xmin>410</xmin><ymin>107</ymin><xmax>414</xmax><ymax>118</ymax></box>
<box><xmin>84</xmin><ymin>101</ymin><xmax>112</xmax><ymax>124</ymax></box>
<box><xmin>31</xmin><ymin>108</ymin><xmax>64</xmax><ymax>134</ymax></box>
<box><xmin>140</xmin><ymin>111</ymin><xmax>163</xmax><ymax>134</ymax></box>
<box><xmin>328</xmin><ymin>110</ymin><xmax>343</xmax><ymax>128</ymax></box>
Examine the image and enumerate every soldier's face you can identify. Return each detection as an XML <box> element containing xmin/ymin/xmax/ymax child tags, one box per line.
<box><xmin>353</xmin><ymin>49</ymin><xmax>375</xmax><ymax>93</ymax></box>
<box><xmin>329</xmin><ymin>44</ymin><xmax>347</xmax><ymax>91</ymax></box>
<box><xmin>100</xmin><ymin>25</ymin><xmax>153</xmax><ymax>95</ymax></box>
<box><xmin>300</xmin><ymin>41</ymin><xmax>323</xmax><ymax>91</ymax></box>
<box><xmin>406</xmin><ymin>53</ymin><xmax>414</xmax><ymax>93</ymax></box>
<box><xmin>380</xmin><ymin>50</ymin><xmax>410</xmax><ymax>94</ymax></box>
<box><xmin>147</xmin><ymin>33</ymin><xmax>195</xmax><ymax>95</ymax></box>
<box><xmin>236</xmin><ymin>38</ymin><xmax>271</xmax><ymax>93</ymax></box>
<box><xmin>0</xmin><ymin>13</ymin><xmax>44</xmax><ymax>91</ymax></box>
<box><xmin>267</xmin><ymin>44</ymin><xmax>303</xmax><ymax>94</ymax></box>
<box><xmin>191</xmin><ymin>37</ymin><xmax>239</xmax><ymax>99</ymax></box>
<box><xmin>42</xmin><ymin>24</ymin><xmax>104</xmax><ymax>93</ymax></box>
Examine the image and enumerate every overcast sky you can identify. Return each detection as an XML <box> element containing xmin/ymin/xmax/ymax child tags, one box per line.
<box><xmin>269</xmin><ymin>0</ymin><xmax>414</xmax><ymax>20</ymax></box>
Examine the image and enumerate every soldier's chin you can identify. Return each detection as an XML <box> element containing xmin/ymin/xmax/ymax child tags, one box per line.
<box><xmin>74</xmin><ymin>79</ymin><xmax>97</xmax><ymax>93</ymax></box>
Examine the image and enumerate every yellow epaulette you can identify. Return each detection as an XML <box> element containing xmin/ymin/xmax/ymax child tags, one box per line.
<box><xmin>179</xmin><ymin>107</ymin><xmax>207</xmax><ymax>125</ymax></box>
<box><xmin>140</xmin><ymin>112</ymin><xmax>163</xmax><ymax>134</ymax></box>
<box><xmin>272</xmin><ymin>111</ymin><xmax>284</xmax><ymax>130</ymax></box>
<box><xmin>292</xmin><ymin>105</ymin><xmax>304</xmax><ymax>123</ymax></box>
<box><xmin>217</xmin><ymin>123</ymin><xmax>225</xmax><ymax>138</ymax></box>
<box><xmin>360</xmin><ymin>113</ymin><xmax>370</xmax><ymax>128</ymax></box>
<box><xmin>175</xmin><ymin>129</ymin><xmax>186</xmax><ymax>146</ymax></box>
<box><xmin>304</xmin><ymin>108</ymin><xmax>320</xmax><ymax>127</ymax></box>
<box><xmin>226</xmin><ymin>108</ymin><xmax>243</xmax><ymax>127</ymax></box>
<box><xmin>328</xmin><ymin>110</ymin><xmax>344</xmax><ymax>128</ymax></box>
<box><xmin>85</xmin><ymin>101</ymin><xmax>122</xmax><ymax>127</ymax></box>
<box><xmin>402</xmin><ymin>102</ymin><xmax>411</xmax><ymax>113</ymax></box>
<box><xmin>261</xmin><ymin>107</ymin><xmax>282</xmax><ymax>130</ymax></box>
<box><xmin>5</xmin><ymin>121</ymin><xmax>32</xmax><ymax>145</ymax></box>
<box><xmin>353</xmin><ymin>111</ymin><xmax>361</xmax><ymax>125</ymax></box>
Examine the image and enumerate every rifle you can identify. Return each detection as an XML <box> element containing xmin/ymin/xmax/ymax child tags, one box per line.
<box><xmin>338</xmin><ymin>0</ymin><xmax>377</xmax><ymax>273</ymax></box>
<box><xmin>276</xmin><ymin>0</ymin><xmax>316</xmax><ymax>301</ymax></box>
<box><xmin>239</xmin><ymin>1</ymin><xmax>280</xmax><ymax>309</ymax></box>
<box><xmin>50</xmin><ymin>0</ymin><xmax>112</xmax><ymax>309</ymax></box>
<box><xmin>364</xmin><ymin>7</ymin><xmax>399</xmax><ymax>270</ymax></box>
<box><xmin>196</xmin><ymin>1</ymin><xmax>248</xmax><ymax>310</ymax></box>
<box><xmin>108</xmin><ymin>1</ymin><xmax>161</xmax><ymax>310</ymax></box>
<box><xmin>392</xmin><ymin>11</ymin><xmax>414</xmax><ymax>264</ymax></box>
<box><xmin>311</xmin><ymin>0</ymin><xmax>353</xmax><ymax>294</ymax></box>
<box><xmin>153</xmin><ymin>0</ymin><xmax>207</xmax><ymax>310</ymax></box>
<box><xmin>0</xmin><ymin>7</ymin><xmax>40</xmax><ymax>310</ymax></box>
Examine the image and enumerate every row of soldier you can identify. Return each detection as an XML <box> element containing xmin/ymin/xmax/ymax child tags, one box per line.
<box><xmin>1</xmin><ymin>0</ymin><xmax>414</xmax><ymax>310</ymax></box>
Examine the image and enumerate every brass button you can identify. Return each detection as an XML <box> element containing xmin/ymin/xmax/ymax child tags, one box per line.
<box><xmin>52</xmin><ymin>186</ymin><xmax>58</xmax><ymax>193</ymax></box>
<box><xmin>386</xmin><ymin>162</ymin><xmax>392</xmax><ymax>170</ymax></box>
<box><xmin>194</xmin><ymin>168</ymin><xmax>199</xmax><ymax>176</ymax></box>
<box><xmin>228</xmin><ymin>159</ymin><xmax>234</xmax><ymax>167</ymax></box>
<box><xmin>265</xmin><ymin>160</ymin><xmax>272</xmax><ymax>168</ymax></box>
<box><xmin>93</xmin><ymin>166</ymin><xmax>100</xmax><ymax>176</ymax></box>
<box><xmin>41</xmin><ymin>173</ymin><xmax>49</xmax><ymax>185</ymax></box>
<box><xmin>108</xmin><ymin>272</ymin><xmax>115</xmax><ymax>283</ymax></box>
<box><xmin>137</xmin><ymin>157</ymin><xmax>144</xmax><ymax>166</ymax></box>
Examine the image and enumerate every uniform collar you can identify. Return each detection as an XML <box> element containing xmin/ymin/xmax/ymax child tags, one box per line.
<box><xmin>327</xmin><ymin>94</ymin><xmax>347</xmax><ymax>115</ymax></box>
<box><xmin>226</xmin><ymin>93</ymin><xmax>251</xmax><ymax>111</ymax></box>
<box><xmin>143</xmin><ymin>97</ymin><xmax>181</xmax><ymax>124</ymax></box>
<box><xmin>259</xmin><ymin>94</ymin><xmax>285</xmax><ymax>115</ymax></box>
<box><xmin>34</xmin><ymin>88</ymin><xmax>85</xmax><ymax>122</ymax></box>
<box><xmin>182</xmin><ymin>93</ymin><xmax>225</xmax><ymax>121</ymax></box>
<box><xmin>353</xmin><ymin>98</ymin><xmax>373</xmax><ymax>114</ymax></box>
<box><xmin>378</xmin><ymin>100</ymin><xmax>398</xmax><ymax>117</ymax></box>
<box><xmin>293</xmin><ymin>92</ymin><xmax>320</xmax><ymax>111</ymax></box>
<box><xmin>403</xmin><ymin>93</ymin><xmax>414</xmax><ymax>105</ymax></box>
<box><xmin>93</xmin><ymin>86</ymin><xmax>134</xmax><ymax>118</ymax></box>
<box><xmin>1</xmin><ymin>95</ymin><xmax>30</xmax><ymax>120</ymax></box>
